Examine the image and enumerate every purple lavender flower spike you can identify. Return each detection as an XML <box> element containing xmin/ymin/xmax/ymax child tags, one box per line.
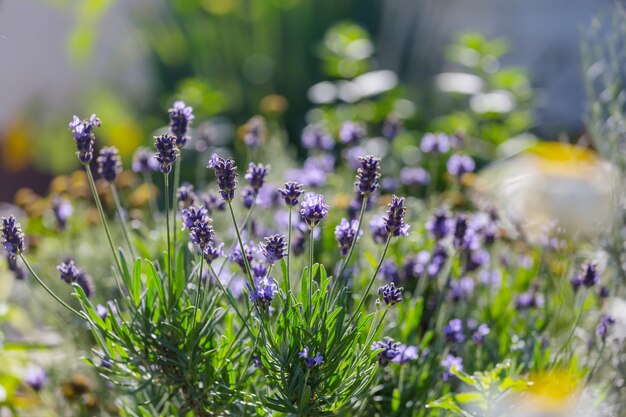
<box><xmin>154</xmin><ymin>134</ymin><xmax>179</xmax><ymax>174</ymax></box>
<box><xmin>57</xmin><ymin>257</ymin><xmax>81</xmax><ymax>283</ymax></box>
<box><xmin>369</xmin><ymin>216</ymin><xmax>388</xmax><ymax>244</ymax></box>
<box><xmin>378</xmin><ymin>282</ymin><xmax>403</xmax><ymax>306</ymax></box>
<box><xmin>168</xmin><ymin>100</ymin><xmax>194</xmax><ymax>147</ymax></box>
<box><xmin>260</xmin><ymin>234</ymin><xmax>287</xmax><ymax>265</ymax></box>
<box><xmin>581</xmin><ymin>262</ymin><xmax>600</xmax><ymax>287</ymax></box>
<box><xmin>51</xmin><ymin>195</ymin><xmax>73</xmax><ymax>230</ymax></box>
<box><xmin>371</xmin><ymin>337</ymin><xmax>417</xmax><ymax>366</ymax></box>
<box><xmin>244</xmin><ymin>116</ymin><xmax>266</xmax><ymax>148</ymax></box>
<box><xmin>426</xmin><ymin>209</ymin><xmax>452</xmax><ymax>240</ymax></box>
<box><xmin>596</xmin><ymin>315</ymin><xmax>615</xmax><ymax>343</ymax></box>
<box><xmin>300</xmin><ymin>193</ymin><xmax>329</xmax><ymax>228</ymax></box>
<box><xmin>181</xmin><ymin>206</ymin><xmax>213</xmax><ymax>250</ymax></box>
<box><xmin>24</xmin><ymin>366</ymin><xmax>47</xmax><ymax>391</ymax></box>
<box><xmin>75</xmin><ymin>272</ymin><xmax>95</xmax><ymax>298</ymax></box>
<box><xmin>2</xmin><ymin>216</ymin><xmax>26</xmax><ymax>255</ymax></box>
<box><xmin>420</xmin><ymin>132</ymin><xmax>450</xmax><ymax>154</ymax></box>
<box><xmin>181</xmin><ymin>206</ymin><xmax>208</xmax><ymax>230</ymax></box>
<box><xmin>355</xmin><ymin>155</ymin><xmax>381</xmax><ymax>195</ymax></box>
<box><xmin>441</xmin><ymin>354</ymin><xmax>463</xmax><ymax>382</ymax></box>
<box><xmin>207</xmin><ymin>153</ymin><xmax>238</xmax><ymax>202</ymax></box>
<box><xmin>447</xmin><ymin>154</ymin><xmax>475</xmax><ymax>178</ymax></box>
<box><xmin>96</xmin><ymin>147</ymin><xmax>122</xmax><ymax>183</ymax></box>
<box><xmin>177</xmin><ymin>183</ymin><xmax>197</xmax><ymax>209</ymax></box>
<box><xmin>69</xmin><ymin>114</ymin><xmax>100</xmax><ymax>164</ymax></box>
<box><xmin>230</xmin><ymin>241</ymin><xmax>255</xmax><ymax>271</ymax></box>
<box><xmin>245</xmin><ymin>163</ymin><xmax>270</xmax><ymax>192</ymax></box>
<box><xmin>444</xmin><ymin>319</ymin><xmax>465</xmax><ymax>343</ymax></box>
<box><xmin>383</xmin><ymin>195</ymin><xmax>410</xmax><ymax>238</ymax></box>
<box><xmin>335</xmin><ymin>218</ymin><xmax>362</xmax><ymax>256</ymax></box>
<box><xmin>339</xmin><ymin>121</ymin><xmax>366</xmax><ymax>145</ymax></box>
<box><xmin>391</xmin><ymin>344</ymin><xmax>418</xmax><ymax>364</ymax></box>
<box><xmin>279</xmin><ymin>181</ymin><xmax>304</xmax><ymax>207</ymax></box>
<box><xmin>302</xmin><ymin>124</ymin><xmax>335</xmax><ymax>150</ymax></box>
<box><xmin>299</xmin><ymin>346</ymin><xmax>324</xmax><ymax>368</ymax></box>
<box><xmin>249</xmin><ymin>276</ymin><xmax>277</xmax><ymax>309</ymax></box>
<box><xmin>382</xmin><ymin>115</ymin><xmax>402</xmax><ymax>140</ymax></box>
<box><xmin>241</xmin><ymin>187</ymin><xmax>257</xmax><ymax>209</ymax></box>
<box><xmin>203</xmin><ymin>242</ymin><xmax>224</xmax><ymax>265</ymax></box>
<box><xmin>132</xmin><ymin>147</ymin><xmax>159</xmax><ymax>173</ymax></box>
<box><xmin>471</xmin><ymin>323</ymin><xmax>490</xmax><ymax>345</ymax></box>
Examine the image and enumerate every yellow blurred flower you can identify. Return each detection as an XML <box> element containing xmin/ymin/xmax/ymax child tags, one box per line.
<box><xmin>1</xmin><ymin>118</ymin><xmax>31</xmax><ymax>173</ymax></box>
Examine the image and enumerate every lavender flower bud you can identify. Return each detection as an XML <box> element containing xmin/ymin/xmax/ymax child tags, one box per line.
<box><xmin>471</xmin><ymin>323</ymin><xmax>490</xmax><ymax>345</ymax></box>
<box><xmin>378</xmin><ymin>282</ymin><xmax>403</xmax><ymax>306</ymax></box>
<box><xmin>596</xmin><ymin>315</ymin><xmax>615</xmax><ymax>343</ymax></box>
<box><xmin>260</xmin><ymin>234</ymin><xmax>287</xmax><ymax>265</ymax></box>
<box><xmin>69</xmin><ymin>114</ymin><xmax>100</xmax><ymax>164</ymax></box>
<box><xmin>300</xmin><ymin>193</ymin><xmax>330</xmax><ymax>228</ymax></box>
<box><xmin>383</xmin><ymin>195</ymin><xmax>410</xmax><ymax>238</ymax></box>
<box><xmin>132</xmin><ymin>147</ymin><xmax>159</xmax><ymax>173</ymax></box>
<box><xmin>207</xmin><ymin>153</ymin><xmax>238</xmax><ymax>202</ymax></box>
<box><xmin>355</xmin><ymin>155</ymin><xmax>381</xmax><ymax>195</ymax></box>
<box><xmin>2</xmin><ymin>216</ymin><xmax>26</xmax><ymax>255</ymax></box>
<box><xmin>581</xmin><ymin>262</ymin><xmax>600</xmax><ymax>287</ymax></box>
<box><xmin>181</xmin><ymin>206</ymin><xmax>208</xmax><ymax>230</ymax></box>
<box><xmin>203</xmin><ymin>242</ymin><xmax>224</xmax><ymax>265</ymax></box>
<box><xmin>447</xmin><ymin>154</ymin><xmax>475</xmax><ymax>178</ymax></box>
<box><xmin>96</xmin><ymin>146</ymin><xmax>122</xmax><ymax>183</ymax></box>
<box><xmin>339</xmin><ymin>121</ymin><xmax>366</xmax><ymax>145</ymax></box>
<box><xmin>279</xmin><ymin>181</ymin><xmax>304</xmax><ymax>207</ymax></box>
<box><xmin>244</xmin><ymin>116</ymin><xmax>265</xmax><ymax>148</ymax></box>
<box><xmin>168</xmin><ymin>100</ymin><xmax>194</xmax><ymax>146</ymax></box>
<box><xmin>57</xmin><ymin>257</ymin><xmax>81</xmax><ymax>283</ymax></box>
<box><xmin>154</xmin><ymin>134</ymin><xmax>179</xmax><ymax>174</ymax></box>
<box><xmin>335</xmin><ymin>218</ymin><xmax>362</xmax><ymax>256</ymax></box>
<box><xmin>426</xmin><ymin>209</ymin><xmax>452</xmax><ymax>240</ymax></box>
<box><xmin>371</xmin><ymin>337</ymin><xmax>417</xmax><ymax>366</ymax></box>
<box><xmin>299</xmin><ymin>346</ymin><xmax>324</xmax><ymax>368</ymax></box>
<box><xmin>245</xmin><ymin>163</ymin><xmax>270</xmax><ymax>192</ymax></box>
<box><xmin>24</xmin><ymin>366</ymin><xmax>47</xmax><ymax>391</ymax></box>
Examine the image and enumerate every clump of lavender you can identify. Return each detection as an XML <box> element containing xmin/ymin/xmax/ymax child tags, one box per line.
<box><xmin>2</xmin><ymin>216</ymin><xmax>26</xmax><ymax>255</ymax></box>
<box><xmin>97</xmin><ymin>147</ymin><xmax>122</xmax><ymax>183</ymax></box>
<box><xmin>300</xmin><ymin>193</ymin><xmax>330</xmax><ymax>228</ymax></box>
<box><xmin>299</xmin><ymin>347</ymin><xmax>324</xmax><ymax>369</ymax></box>
<box><xmin>371</xmin><ymin>337</ymin><xmax>418</xmax><ymax>366</ymax></box>
<box><xmin>132</xmin><ymin>147</ymin><xmax>159</xmax><ymax>173</ymax></box>
<box><xmin>244</xmin><ymin>116</ymin><xmax>266</xmax><ymax>148</ymax></box>
<box><xmin>154</xmin><ymin>134</ymin><xmax>179</xmax><ymax>174</ymax></box>
<box><xmin>260</xmin><ymin>234</ymin><xmax>287</xmax><ymax>265</ymax></box>
<box><xmin>383</xmin><ymin>195</ymin><xmax>410</xmax><ymax>238</ymax></box>
<box><xmin>355</xmin><ymin>155</ymin><xmax>381</xmax><ymax>195</ymax></box>
<box><xmin>382</xmin><ymin>115</ymin><xmax>402</xmax><ymax>140</ymax></box>
<box><xmin>444</xmin><ymin>319</ymin><xmax>465</xmax><ymax>343</ymax></box>
<box><xmin>207</xmin><ymin>154</ymin><xmax>238</xmax><ymax>202</ymax></box>
<box><xmin>420</xmin><ymin>132</ymin><xmax>450</xmax><ymax>154</ymax></box>
<box><xmin>168</xmin><ymin>100</ymin><xmax>195</xmax><ymax>146</ymax></box>
<box><xmin>378</xmin><ymin>283</ymin><xmax>403</xmax><ymax>306</ymax></box>
<box><xmin>69</xmin><ymin>114</ymin><xmax>101</xmax><ymax>164</ymax></box>
<box><xmin>279</xmin><ymin>181</ymin><xmax>304</xmax><ymax>207</ymax></box>
<box><xmin>596</xmin><ymin>315</ymin><xmax>615</xmax><ymax>343</ymax></box>
<box><xmin>335</xmin><ymin>219</ymin><xmax>362</xmax><ymax>256</ymax></box>
<box><xmin>441</xmin><ymin>354</ymin><xmax>463</xmax><ymax>382</ymax></box>
<box><xmin>51</xmin><ymin>195</ymin><xmax>73</xmax><ymax>230</ymax></box>
<box><xmin>181</xmin><ymin>206</ymin><xmax>214</xmax><ymax>251</ymax></box>
<box><xmin>339</xmin><ymin>121</ymin><xmax>366</xmax><ymax>145</ymax></box>
<box><xmin>447</xmin><ymin>154</ymin><xmax>475</xmax><ymax>178</ymax></box>
<box><xmin>177</xmin><ymin>183</ymin><xmax>197</xmax><ymax>209</ymax></box>
<box><xmin>245</xmin><ymin>163</ymin><xmax>270</xmax><ymax>192</ymax></box>
<box><xmin>302</xmin><ymin>124</ymin><xmax>334</xmax><ymax>150</ymax></box>
<box><xmin>249</xmin><ymin>276</ymin><xmax>278</xmax><ymax>309</ymax></box>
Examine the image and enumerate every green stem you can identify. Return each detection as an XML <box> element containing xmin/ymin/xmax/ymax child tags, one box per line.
<box><xmin>191</xmin><ymin>256</ymin><xmax>204</xmax><ymax>331</ymax></box>
<box><xmin>216</xmin><ymin>203</ymin><xmax>256</xmax><ymax>277</ymax></box>
<box><xmin>111</xmin><ymin>184</ymin><xmax>136</xmax><ymax>259</ymax></box>
<box><xmin>85</xmin><ymin>166</ymin><xmax>121</xmax><ymax>274</ymax></box>
<box><xmin>227</xmin><ymin>203</ymin><xmax>255</xmax><ymax>286</ymax></box>
<box><xmin>286</xmin><ymin>206</ymin><xmax>293</xmax><ymax>296</ymax></box>
<box><xmin>172</xmin><ymin>158</ymin><xmax>182</xmax><ymax>261</ymax></box>
<box><xmin>20</xmin><ymin>254</ymin><xmax>83</xmax><ymax>319</ymax></box>
<box><xmin>336</xmin><ymin>195</ymin><xmax>367</xmax><ymax>284</ymax></box>
<box><xmin>347</xmin><ymin>236</ymin><xmax>392</xmax><ymax>328</ymax></box>
<box><xmin>308</xmin><ymin>226</ymin><xmax>315</xmax><ymax>323</ymax></box>
<box><xmin>164</xmin><ymin>173</ymin><xmax>172</xmax><ymax>290</ymax></box>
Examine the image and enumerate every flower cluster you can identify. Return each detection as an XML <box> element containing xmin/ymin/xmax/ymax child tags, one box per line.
<box><xmin>208</xmin><ymin>153</ymin><xmax>238</xmax><ymax>202</ymax></box>
<box><xmin>355</xmin><ymin>155</ymin><xmax>381</xmax><ymax>195</ymax></box>
<box><xmin>371</xmin><ymin>337</ymin><xmax>418</xmax><ymax>366</ymax></box>
<box><xmin>279</xmin><ymin>181</ymin><xmax>304</xmax><ymax>207</ymax></box>
<box><xmin>300</xmin><ymin>193</ymin><xmax>329</xmax><ymax>228</ymax></box>
<box><xmin>69</xmin><ymin>114</ymin><xmax>100</xmax><ymax>164</ymax></box>
<box><xmin>378</xmin><ymin>283</ymin><xmax>403</xmax><ymax>306</ymax></box>
<box><xmin>2</xmin><ymin>216</ymin><xmax>25</xmax><ymax>255</ymax></box>
<box><xmin>181</xmin><ymin>206</ymin><xmax>214</xmax><ymax>251</ymax></box>
<box><xmin>335</xmin><ymin>218</ymin><xmax>362</xmax><ymax>256</ymax></box>
<box><xmin>154</xmin><ymin>134</ymin><xmax>179</xmax><ymax>174</ymax></box>
<box><xmin>97</xmin><ymin>147</ymin><xmax>122</xmax><ymax>183</ymax></box>
<box><xmin>168</xmin><ymin>100</ymin><xmax>195</xmax><ymax>146</ymax></box>
<box><xmin>244</xmin><ymin>116</ymin><xmax>265</xmax><ymax>148</ymax></box>
<box><xmin>383</xmin><ymin>195</ymin><xmax>410</xmax><ymax>238</ymax></box>
<box><xmin>249</xmin><ymin>276</ymin><xmax>278</xmax><ymax>309</ymax></box>
<box><xmin>260</xmin><ymin>234</ymin><xmax>287</xmax><ymax>265</ymax></box>
<box><xmin>132</xmin><ymin>147</ymin><xmax>159</xmax><ymax>173</ymax></box>
<box><xmin>57</xmin><ymin>258</ymin><xmax>95</xmax><ymax>297</ymax></box>
<box><xmin>299</xmin><ymin>347</ymin><xmax>324</xmax><ymax>369</ymax></box>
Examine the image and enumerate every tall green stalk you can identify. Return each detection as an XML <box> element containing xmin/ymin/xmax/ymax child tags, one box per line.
<box><xmin>111</xmin><ymin>184</ymin><xmax>136</xmax><ymax>259</ymax></box>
